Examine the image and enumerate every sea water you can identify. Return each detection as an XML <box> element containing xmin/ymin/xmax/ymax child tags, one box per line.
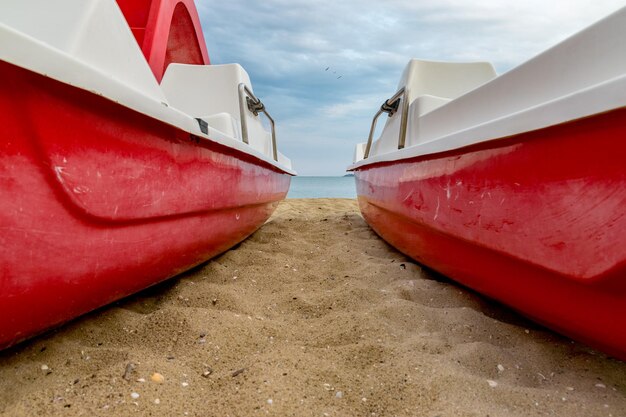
<box><xmin>287</xmin><ymin>176</ymin><xmax>356</xmax><ymax>199</ymax></box>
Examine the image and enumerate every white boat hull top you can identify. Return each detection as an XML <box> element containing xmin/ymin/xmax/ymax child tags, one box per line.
<box><xmin>0</xmin><ymin>0</ymin><xmax>294</xmax><ymax>174</ymax></box>
<box><xmin>351</xmin><ymin>6</ymin><xmax>626</xmax><ymax>169</ymax></box>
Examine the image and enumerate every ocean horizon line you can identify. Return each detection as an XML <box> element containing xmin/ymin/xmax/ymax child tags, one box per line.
<box><xmin>287</xmin><ymin>175</ymin><xmax>356</xmax><ymax>199</ymax></box>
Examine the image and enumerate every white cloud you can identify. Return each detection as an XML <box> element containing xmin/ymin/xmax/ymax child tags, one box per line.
<box><xmin>320</xmin><ymin>94</ymin><xmax>383</xmax><ymax>120</ymax></box>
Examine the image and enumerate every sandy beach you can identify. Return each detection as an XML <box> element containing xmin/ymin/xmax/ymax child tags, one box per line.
<box><xmin>0</xmin><ymin>198</ymin><xmax>624</xmax><ymax>416</ymax></box>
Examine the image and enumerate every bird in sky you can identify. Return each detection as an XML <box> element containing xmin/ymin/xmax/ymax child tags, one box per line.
<box><xmin>324</xmin><ymin>66</ymin><xmax>342</xmax><ymax>79</ymax></box>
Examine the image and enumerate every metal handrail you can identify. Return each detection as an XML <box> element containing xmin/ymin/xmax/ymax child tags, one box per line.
<box><xmin>363</xmin><ymin>86</ymin><xmax>410</xmax><ymax>159</ymax></box>
<box><xmin>238</xmin><ymin>83</ymin><xmax>278</xmax><ymax>161</ymax></box>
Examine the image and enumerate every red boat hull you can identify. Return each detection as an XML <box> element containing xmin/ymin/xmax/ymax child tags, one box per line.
<box><xmin>0</xmin><ymin>61</ymin><xmax>290</xmax><ymax>349</ymax></box>
<box><xmin>354</xmin><ymin>108</ymin><xmax>626</xmax><ymax>360</ymax></box>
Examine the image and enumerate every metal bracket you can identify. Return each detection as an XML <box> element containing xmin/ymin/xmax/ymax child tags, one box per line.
<box><xmin>196</xmin><ymin>118</ymin><xmax>208</xmax><ymax>134</ymax></box>
<box><xmin>238</xmin><ymin>83</ymin><xmax>278</xmax><ymax>161</ymax></box>
<box><xmin>363</xmin><ymin>86</ymin><xmax>409</xmax><ymax>159</ymax></box>
<box><xmin>246</xmin><ymin>96</ymin><xmax>265</xmax><ymax>116</ymax></box>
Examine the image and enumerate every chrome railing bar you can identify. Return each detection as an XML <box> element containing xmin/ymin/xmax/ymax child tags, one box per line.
<box><xmin>363</xmin><ymin>108</ymin><xmax>383</xmax><ymax>159</ymax></box>
<box><xmin>237</xmin><ymin>83</ymin><xmax>251</xmax><ymax>145</ymax></box>
<box><xmin>397</xmin><ymin>86</ymin><xmax>410</xmax><ymax>150</ymax></box>
<box><xmin>363</xmin><ymin>86</ymin><xmax>409</xmax><ymax>159</ymax></box>
<box><xmin>238</xmin><ymin>83</ymin><xmax>278</xmax><ymax>161</ymax></box>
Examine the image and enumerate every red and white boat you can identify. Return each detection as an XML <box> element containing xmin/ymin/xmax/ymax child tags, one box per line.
<box><xmin>0</xmin><ymin>0</ymin><xmax>294</xmax><ymax>349</ymax></box>
<box><xmin>349</xmin><ymin>8</ymin><xmax>626</xmax><ymax>359</ymax></box>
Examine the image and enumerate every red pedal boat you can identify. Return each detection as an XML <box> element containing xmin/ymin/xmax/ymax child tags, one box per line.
<box><xmin>349</xmin><ymin>8</ymin><xmax>626</xmax><ymax>360</ymax></box>
<box><xmin>0</xmin><ymin>0</ymin><xmax>294</xmax><ymax>349</ymax></box>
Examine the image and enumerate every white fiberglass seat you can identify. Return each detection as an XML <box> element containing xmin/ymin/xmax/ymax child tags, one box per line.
<box><xmin>366</xmin><ymin>60</ymin><xmax>496</xmax><ymax>158</ymax></box>
<box><xmin>401</xmin><ymin>60</ymin><xmax>497</xmax><ymax>107</ymax></box>
<box><xmin>358</xmin><ymin>60</ymin><xmax>496</xmax><ymax>161</ymax></box>
<box><xmin>160</xmin><ymin>63</ymin><xmax>273</xmax><ymax>158</ymax></box>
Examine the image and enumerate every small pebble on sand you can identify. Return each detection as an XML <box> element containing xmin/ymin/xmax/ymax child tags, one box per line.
<box><xmin>122</xmin><ymin>362</ymin><xmax>136</xmax><ymax>381</ymax></box>
<box><xmin>130</xmin><ymin>392</ymin><xmax>140</xmax><ymax>399</ymax></box>
<box><xmin>151</xmin><ymin>373</ymin><xmax>164</xmax><ymax>383</ymax></box>
<box><xmin>487</xmin><ymin>380</ymin><xmax>498</xmax><ymax>388</ymax></box>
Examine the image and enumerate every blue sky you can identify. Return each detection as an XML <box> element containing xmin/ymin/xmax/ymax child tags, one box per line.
<box><xmin>196</xmin><ymin>0</ymin><xmax>624</xmax><ymax>176</ymax></box>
